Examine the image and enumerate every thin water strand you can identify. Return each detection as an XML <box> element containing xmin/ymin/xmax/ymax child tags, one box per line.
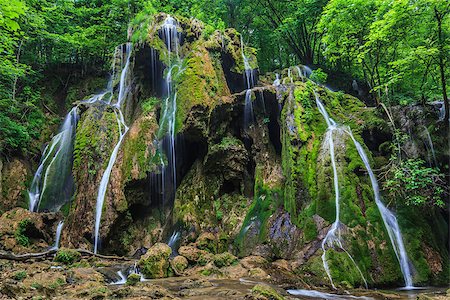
<box><xmin>316</xmin><ymin>92</ymin><xmax>368</xmax><ymax>289</ymax></box>
<box><xmin>93</xmin><ymin>43</ymin><xmax>133</xmax><ymax>253</ymax></box>
<box><xmin>51</xmin><ymin>221</ymin><xmax>64</xmax><ymax>250</ymax></box>
<box><xmin>343</xmin><ymin>127</ymin><xmax>414</xmax><ymax>288</ymax></box>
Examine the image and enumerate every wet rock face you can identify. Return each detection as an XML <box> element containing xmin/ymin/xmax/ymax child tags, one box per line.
<box><xmin>0</xmin><ymin>207</ymin><xmax>60</xmax><ymax>252</ymax></box>
<box><xmin>0</xmin><ymin>159</ymin><xmax>29</xmax><ymax>212</ymax></box>
<box><xmin>267</xmin><ymin>210</ymin><xmax>301</xmax><ymax>260</ymax></box>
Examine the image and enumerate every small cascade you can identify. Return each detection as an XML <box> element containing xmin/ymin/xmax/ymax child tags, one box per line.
<box><xmin>294</xmin><ymin>66</ymin><xmax>304</xmax><ymax>81</ymax></box>
<box><xmin>51</xmin><ymin>221</ymin><xmax>64</xmax><ymax>250</ymax></box>
<box><xmin>167</xmin><ymin>230</ymin><xmax>180</xmax><ymax>255</ymax></box>
<box><xmin>115</xmin><ymin>43</ymin><xmax>133</xmax><ymax>108</ymax></box>
<box><xmin>287</xmin><ymin>68</ymin><xmax>293</xmax><ymax>83</ymax></box>
<box><xmin>273</xmin><ymin>73</ymin><xmax>281</xmax><ymax>87</ymax></box>
<box><xmin>315</xmin><ymin>92</ymin><xmax>368</xmax><ymax>289</ymax></box>
<box><xmin>28</xmin><ymin>107</ymin><xmax>79</xmax><ymax>212</ymax></box>
<box><xmin>344</xmin><ymin>128</ymin><xmax>414</xmax><ymax>288</ymax></box>
<box><xmin>431</xmin><ymin>101</ymin><xmax>445</xmax><ymax>121</ymax></box>
<box><xmin>287</xmin><ymin>289</ymin><xmax>374</xmax><ymax>300</ymax></box>
<box><xmin>93</xmin><ymin>43</ymin><xmax>133</xmax><ymax>254</ymax></box>
<box><xmin>157</xmin><ymin>15</ymin><xmax>183</xmax><ymax>204</ymax></box>
<box><xmin>244</xmin><ymin>90</ymin><xmax>254</xmax><ymax>128</ymax></box>
<box><xmin>422</xmin><ymin>126</ymin><xmax>437</xmax><ymax>166</ymax></box>
<box><xmin>111</xmin><ymin>271</ymin><xmax>127</xmax><ymax>285</ymax></box>
<box><xmin>240</xmin><ymin>35</ymin><xmax>256</xmax><ymax>127</ymax></box>
<box><xmin>303</xmin><ymin>65</ymin><xmax>313</xmax><ymax>78</ymax></box>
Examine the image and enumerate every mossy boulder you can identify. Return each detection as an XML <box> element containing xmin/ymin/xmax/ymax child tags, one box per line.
<box><xmin>178</xmin><ymin>245</ymin><xmax>209</xmax><ymax>263</ymax></box>
<box><xmin>251</xmin><ymin>284</ymin><xmax>285</xmax><ymax>300</ymax></box>
<box><xmin>213</xmin><ymin>252</ymin><xmax>237</xmax><ymax>268</ymax></box>
<box><xmin>171</xmin><ymin>255</ymin><xmax>188</xmax><ymax>274</ymax></box>
<box><xmin>196</xmin><ymin>232</ymin><xmax>217</xmax><ymax>253</ymax></box>
<box><xmin>54</xmin><ymin>248</ymin><xmax>81</xmax><ymax>265</ymax></box>
<box><xmin>138</xmin><ymin>243</ymin><xmax>172</xmax><ymax>279</ymax></box>
<box><xmin>126</xmin><ymin>273</ymin><xmax>141</xmax><ymax>286</ymax></box>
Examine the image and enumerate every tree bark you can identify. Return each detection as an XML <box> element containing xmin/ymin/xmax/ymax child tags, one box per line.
<box><xmin>435</xmin><ymin>7</ymin><xmax>449</xmax><ymax>124</ymax></box>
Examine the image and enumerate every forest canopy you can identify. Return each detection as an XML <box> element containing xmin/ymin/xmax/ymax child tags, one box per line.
<box><xmin>0</xmin><ymin>0</ymin><xmax>449</xmax><ymax>156</ymax></box>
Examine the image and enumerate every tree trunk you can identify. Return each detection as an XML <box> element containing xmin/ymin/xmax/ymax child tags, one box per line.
<box><xmin>435</xmin><ymin>7</ymin><xmax>449</xmax><ymax>124</ymax></box>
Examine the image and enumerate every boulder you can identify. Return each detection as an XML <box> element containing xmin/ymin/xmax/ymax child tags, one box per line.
<box><xmin>138</xmin><ymin>243</ymin><xmax>172</xmax><ymax>279</ymax></box>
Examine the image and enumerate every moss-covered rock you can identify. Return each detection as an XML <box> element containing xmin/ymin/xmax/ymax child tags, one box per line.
<box><xmin>126</xmin><ymin>273</ymin><xmax>141</xmax><ymax>286</ymax></box>
<box><xmin>138</xmin><ymin>243</ymin><xmax>172</xmax><ymax>279</ymax></box>
<box><xmin>251</xmin><ymin>284</ymin><xmax>285</xmax><ymax>300</ymax></box>
<box><xmin>213</xmin><ymin>252</ymin><xmax>237</xmax><ymax>268</ymax></box>
<box><xmin>171</xmin><ymin>255</ymin><xmax>188</xmax><ymax>274</ymax></box>
<box><xmin>54</xmin><ymin>248</ymin><xmax>81</xmax><ymax>265</ymax></box>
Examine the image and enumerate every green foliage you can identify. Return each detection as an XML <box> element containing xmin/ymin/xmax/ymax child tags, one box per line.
<box><xmin>54</xmin><ymin>248</ymin><xmax>81</xmax><ymax>265</ymax></box>
<box><xmin>310</xmin><ymin>68</ymin><xmax>328</xmax><ymax>84</ymax></box>
<box><xmin>15</xmin><ymin>218</ymin><xmax>31</xmax><ymax>246</ymax></box>
<box><xmin>13</xmin><ymin>270</ymin><xmax>27</xmax><ymax>281</ymax></box>
<box><xmin>384</xmin><ymin>158</ymin><xmax>445</xmax><ymax>207</ymax></box>
<box><xmin>319</xmin><ymin>0</ymin><xmax>449</xmax><ymax>105</ymax></box>
<box><xmin>141</xmin><ymin>97</ymin><xmax>159</xmax><ymax>114</ymax></box>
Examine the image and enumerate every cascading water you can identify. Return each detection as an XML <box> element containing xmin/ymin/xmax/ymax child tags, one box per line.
<box><xmin>93</xmin><ymin>43</ymin><xmax>133</xmax><ymax>254</ymax></box>
<box><xmin>167</xmin><ymin>230</ymin><xmax>180</xmax><ymax>255</ymax></box>
<box><xmin>28</xmin><ymin>107</ymin><xmax>78</xmax><ymax>212</ymax></box>
<box><xmin>273</xmin><ymin>73</ymin><xmax>281</xmax><ymax>87</ymax></box>
<box><xmin>343</xmin><ymin>128</ymin><xmax>414</xmax><ymax>288</ymax></box>
<box><xmin>51</xmin><ymin>221</ymin><xmax>64</xmax><ymax>250</ymax></box>
<box><xmin>157</xmin><ymin>15</ymin><xmax>183</xmax><ymax>203</ymax></box>
<box><xmin>240</xmin><ymin>36</ymin><xmax>256</xmax><ymax>127</ymax></box>
<box><xmin>294</xmin><ymin>66</ymin><xmax>305</xmax><ymax>82</ymax></box>
<box><xmin>315</xmin><ymin>93</ymin><xmax>368</xmax><ymax>289</ymax></box>
<box><xmin>315</xmin><ymin>90</ymin><xmax>414</xmax><ymax>288</ymax></box>
<box><xmin>422</xmin><ymin>126</ymin><xmax>437</xmax><ymax>166</ymax></box>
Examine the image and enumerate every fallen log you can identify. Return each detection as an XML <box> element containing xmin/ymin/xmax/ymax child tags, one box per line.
<box><xmin>0</xmin><ymin>248</ymin><xmax>132</xmax><ymax>262</ymax></box>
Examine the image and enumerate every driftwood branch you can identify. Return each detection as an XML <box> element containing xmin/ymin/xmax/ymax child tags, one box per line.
<box><xmin>0</xmin><ymin>248</ymin><xmax>132</xmax><ymax>262</ymax></box>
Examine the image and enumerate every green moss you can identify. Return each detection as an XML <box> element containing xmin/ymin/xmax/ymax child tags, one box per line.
<box><xmin>138</xmin><ymin>243</ymin><xmax>172</xmax><ymax>279</ymax></box>
<box><xmin>126</xmin><ymin>273</ymin><xmax>141</xmax><ymax>286</ymax></box>
<box><xmin>235</xmin><ymin>166</ymin><xmax>282</xmax><ymax>255</ymax></box>
<box><xmin>54</xmin><ymin>248</ymin><xmax>81</xmax><ymax>265</ymax></box>
<box><xmin>213</xmin><ymin>252</ymin><xmax>237</xmax><ymax>268</ymax></box>
<box><xmin>251</xmin><ymin>284</ymin><xmax>285</xmax><ymax>300</ymax></box>
<box><xmin>15</xmin><ymin>218</ymin><xmax>32</xmax><ymax>246</ymax></box>
<box><xmin>13</xmin><ymin>270</ymin><xmax>27</xmax><ymax>281</ymax></box>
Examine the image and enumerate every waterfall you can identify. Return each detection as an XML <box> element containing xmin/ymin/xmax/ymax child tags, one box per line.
<box><xmin>157</xmin><ymin>15</ymin><xmax>183</xmax><ymax>204</ymax></box>
<box><xmin>273</xmin><ymin>73</ymin><xmax>281</xmax><ymax>87</ymax></box>
<box><xmin>244</xmin><ymin>90</ymin><xmax>254</xmax><ymax>128</ymax></box>
<box><xmin>314</xmin><ymin>91</ymin><xmax>414</xmax><ymax>288</ymax></box>
<box><xmin>240</xmin><ymin>35</ymin><xmax>256</xmax><ymax>127</ymax></box>
<box><xmin>28</xmin><ymin>107</ymin><xmax>78</xmax><ymax>212</ymax></box>
<box><xmin>111</xmin><ymin>271</ymin><xmax>127</xmax><ymax>285</ymax></box>
<box><xmin>343</xmin><ymin>128</ymin><xmax>414</xmax><ymax>288</ymax></box>
<box><xmin>422</xmin><ymin>126</ymin><xmax>437</xmax><ymax>166</ymax></box>
<box><xmin>316</xmin><ymin>92</ymin><xmax>368</xmax><ymax>289</ymax></box>
<box><xmin>93</xmin><ymin>43</ymin><xmax>132</xmax><ymax>254</ymax></box>
<box><xmin>294</xmin><ymin>66</ymin><xmax>304</xmax><ymax>81</ymax></box>
<box><xmin>167</xmin><ymin>230</ymin><xmax>180</xmax><ymax>255</ymax></box>
<box><xmin>303</xmin><ymin>65</ymin><xmax>313</xmax><ymax>78</ymax></box>
<box><xmin>287</xmin><ymin>68</ymin><xmax>293</xmax><ymax>83</ymax></box>
<box><xmin>51</xmin><ymin>221</ymin><xmax>64</xmax><ymax>250</ymax></box>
